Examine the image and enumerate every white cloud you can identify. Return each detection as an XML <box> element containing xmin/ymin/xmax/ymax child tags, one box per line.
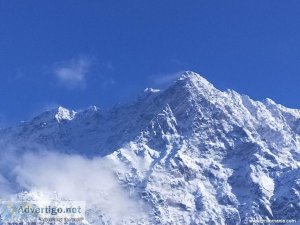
<box><xmin>151</xmin><ymin>71</ymin><xmax>185</xmax><ymax>86</ymax></box>
<box><xmin>54</xmin><ymin>56</ymin><xmax>91</xmax><ymax>89</ymax></box>
<box><xmin>0</xmin><ymin>144</ymin><xmax>149</xmax><ymax>223</ymax></box>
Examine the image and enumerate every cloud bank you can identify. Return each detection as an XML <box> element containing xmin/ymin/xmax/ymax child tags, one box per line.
<box><xmin>0</xmin><ymin>145</ymin><xmax>148</xmax><ymax>223</ymax></box>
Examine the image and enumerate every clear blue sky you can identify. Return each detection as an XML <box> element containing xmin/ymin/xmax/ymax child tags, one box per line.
<box><xmin>1</xmin><ymin>0</ymin><xmax>300</xmax><ymax>125</ymax></box>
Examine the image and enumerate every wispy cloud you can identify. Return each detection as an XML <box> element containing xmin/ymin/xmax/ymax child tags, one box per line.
<box><xmin>150</xmin><ymin>71</ymin><xmax>185</xmax><ymax>86</ymax></box>
<box><xmin>52</xmin><ymin>56</ymin><xmax>116</xmax><ymax>90</ymax></box>
<box><xmin>53</xmin><ymin>56</ymin><xmax>91</xmax><ymax>89</ymax></box>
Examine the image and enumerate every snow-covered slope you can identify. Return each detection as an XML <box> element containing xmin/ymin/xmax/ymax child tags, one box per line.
<box><xmin>0</xmin><ymin>71</ymin><xmax>299</xmax><ymax>224</ymax></box>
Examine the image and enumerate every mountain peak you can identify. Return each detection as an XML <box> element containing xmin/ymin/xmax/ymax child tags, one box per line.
<box><xmin>1</xmin><ymin>71</ymin><xmax>300</xmax><ymax>224</ymax></box>
<box><xmin>144</xmin><ymin>88</ymin><xmax>160</xmax><ymax>93</ymax></box>
<box><xmin>55</xmin><ymin>106</ymin><xmax>76</xmax><ymax>122</ymax></box>
<box><xmin>165</xmin><ymin>71</ymin><xmax>216</xmax><ymax>99</ymax></box>
<box><xmin>177</xmin><ymin>71</ymin><xmax>213</xmax><ymax>87</ymax></box>
<box><xmin>178</xmin><ymin>70</ymin><xmax>203</xmax><ymax>80</ymax></box>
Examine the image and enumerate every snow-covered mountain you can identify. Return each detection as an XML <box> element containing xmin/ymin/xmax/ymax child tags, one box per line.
<box><xmin>0</xmin><ymin>71</ymin><xmax>300</xmax><ymax>224</ymax></box>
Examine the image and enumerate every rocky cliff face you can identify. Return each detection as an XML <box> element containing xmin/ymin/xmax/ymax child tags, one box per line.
<box><xmin>0</xmin><ymin>72</ymin><xmax>299</xmax><ymax>224</ymax></box>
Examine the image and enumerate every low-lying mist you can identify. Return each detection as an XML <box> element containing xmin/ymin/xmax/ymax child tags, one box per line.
<box><xmin>0</xmin><ymin>143</ymin><xmax>148</xmax><ymax>223</ymax></box>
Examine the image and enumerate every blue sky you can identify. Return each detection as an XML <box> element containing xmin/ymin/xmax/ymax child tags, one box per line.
<box><xmin>1</xmin><ymin>0</ymin><xmax>300</xmax><ymax>125</ymax></box>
